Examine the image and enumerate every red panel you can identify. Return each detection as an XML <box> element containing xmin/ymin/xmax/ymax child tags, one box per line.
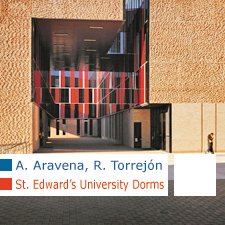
<box><xmin>139</xmin><ymin>28</ymin><xmax>145</xmax><ymax>105</ymax></box>
<box><xmin>85</xmin><ymin>104</ymin><xmax>89</xmax><ymax>118</ymax></box>
<box><xmin>79</xmin><ymin>104</ymin><xmax>83</xmax><ymax>118</ymax></box>
<box><xmin>61</xmin><ymin>104</ymin><xmax>65</xmax><ymax>118</ymax></box>
<box><xmin>75</xmin><ymin>89</ymin><xmax>79</xmax><ymax>103</ymax></box>
<box><xmin>113</xmin><ymin>104</ymin><xmax>116</xmax><ymax>113</ymax></box>
<box><xmin>71</xmin><ymin>71</ymin><xmax>75</xmax><ymax>87</ymax></box>
<box><xmin>94</xmin><ymin>89</ymin><xmax>97</xmax><ymax>104</ymax></box>
<box><xmin>120</xmin><ymin>72</ymin><xmax>125</xmax><ymax>110</ymax></box>
<box><xmin>55</xmin><ymin>88</ymin><xmax>59</xmax><ymax>103</ymax></box>
<box><xmin>113</xmin><ymin>72</ymin><xmax>115</xmax><ymax>88</ymax></box>
<box><xmin>0</xmin><ymin>178</ymin><xmax>12</xmax><ymax>190</ymax></box>
<box><xmin>96</xmin><ymin>103</ymin><xmax>99</xmax><ymax>118</ymax></box>
<box><xmin>85</xmin><ymin>65</ymin><xmax>89</xmax><ymax>88</ymax></box>
<box><xmin>35</xmin><ymin>70</ymin><xmax>40</xmax><ymax>104</ymax></box>
<box><xmin>71</xmin><ymin>89</ymin><xmax>79</xmax><ymax>103</ymax></box>
<box><xmin>34</xmin><ymin>70</ymin><xmax>38</xmax><ymax>87</ymax></box>
<box><xmin>139</xmin><ymin>67</ymin><xmax>144</xmax><ymax>104</ymax></box>
<box><xmin>84</xmin><ymin>89</ymin><xmax>89</xmax><ymax>104</ymax></box>
<box><xmin>37</xmin><ymin>71</ymin><xmax>41</xmax><ymax>87</ymax></box>
<box><xmin>61</xmin><ymin>71</ymin><xmax>65</xmax><ymax>87</ymax></box>
<box><xmin>71</xmin><ymin>104</ymin><xmax>75</xmax><ymax>118</ymax></box>
<box><xmin>84</xmin><ymin>88</ymin><xmax>89</xmax><ymax>118</ymax></box>
<box><xmin>71</xmin><ymin>89</ymin><xmax>74</xmax><ymax>103</ymax></box>
<box><xmin>36</xmin><ymin>88</ymin><xmax>41</xmax><ymax>104</ymax></box>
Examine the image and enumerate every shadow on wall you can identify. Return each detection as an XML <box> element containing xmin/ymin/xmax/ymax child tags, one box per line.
<box><xmin>50</xmin><ymin>119</ymin><xmax>80</xmax><ymax>138</ymax></box>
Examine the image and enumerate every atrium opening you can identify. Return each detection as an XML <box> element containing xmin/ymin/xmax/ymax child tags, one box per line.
<box><xmin>31</xmin><ymin>0</ymin><xmax>171</xmax><ymax>152</ymax></box>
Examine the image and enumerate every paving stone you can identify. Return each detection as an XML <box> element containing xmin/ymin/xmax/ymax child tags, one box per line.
<box><xmin>0</xmin><ymin>180</ymin><xmax>224</xmax><ymax>224</ymax></box>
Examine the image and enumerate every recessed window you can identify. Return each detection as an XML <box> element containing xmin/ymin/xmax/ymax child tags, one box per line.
<box><xmin>79</xmin><ymin>89</ymin><xmax>84</xmax><ymax>103</ymax></box>
<box><xmin>77</xmin><ymin>119</ymin><xmax>80</xmax><ymax>135</ymax></box>
<box><xmin>60</xmin><ymin>89</ymin><xmax>69</xmax><ymax>103</ymax></box>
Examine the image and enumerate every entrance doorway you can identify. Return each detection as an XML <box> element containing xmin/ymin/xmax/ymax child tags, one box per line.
<box><xmin>150</xmin><ymin>105</ymin><xmax>170</xmax><ymax>150</ymax></box>
<box><xmin>134</xmin><ymin>122</ymin><xmax>142</xmax><ymax>148</ymax></box>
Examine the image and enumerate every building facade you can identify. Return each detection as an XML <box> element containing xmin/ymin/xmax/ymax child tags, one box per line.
<box><xmin>1</xmin><ymin>0</ymin><xmax>225</xmax><ymax>153</ymax></box>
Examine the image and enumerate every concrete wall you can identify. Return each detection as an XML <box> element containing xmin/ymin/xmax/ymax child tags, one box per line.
<box><xmin>101</xmin><ymin>118</ymin><xmax>106</xmax><ymax>138</ymax></box>
<box><xmin>100</xmin><ymin>109</ymin><xmax>150</xmax><ymax>149</ymax></box>
<box><xmin>172</xmin><ymin>104</ymin><xmax>202</xmax><ymax>152</ymax></box>
<box><xmin>59</xmin><ymin>119</ymin><xmax>63</xmax><ymax>136</ymax></box>
<box><xmin>217</xmin><ymin>104</ymin><xmax>225</xmax><ymax>152</ymax></box>
<box><xmin>149</xmin><ymin>0</ymin><xmax>225</xmax><ymax>103</ymax></box>
<box><xmin>172</xmin><ymin>103</ymin><xmax>225</xmax><ymax>153</ymax></box>
<box><xmin>101</xmin><ymin>112</ymin><xmax>124</xmax><ymax>144</ymax></box>
<box><xmin>50</xmin><ymin>119</ymin><xmax>56</xmax><ymax>137</ymax></box>
<box><xmin>93</xmin><ymin>119</ymin><xmax>98</xmax><ymax>137</ymax></box>
<box><xmin>32</xmin><ymin>104</ymin><xmax>48</xmax><ymax>151</ymax></box>
<box><xmin>66</xmin><ymin>120</ymin><xmax>77</xmax><ymax>136</ymax></box>
<box><xmin>133</xmin><ymin>109</ymin><xmax>151</xmax><ymax>149</ymax></box>
<box><xmin>203</xmin><ymin>104</ymin><xmax>215</xmax><ymax>152</ymax></box>
<box><xmin>50</xmin><ymin>119</ymin><xmax>99</xmax><ymax>137</ymax></box>
<box><xmin>0</xmin><ymin>0</ymin><xmax>123</xmax><ymax>151</ymax></box>
<box><xmin>42</xmin><ymin>110</ymin><xmax>48</xmax><ymax>145</ymax></box>
<box><xmin>123</xmin><ymin>110</ymin><xmax>134</xmax><ymax>148</ymax></box>
<box><xmin>165</xmin><ymin>108</ymin><xmax>171</xmax><ymax>152</ymax></box>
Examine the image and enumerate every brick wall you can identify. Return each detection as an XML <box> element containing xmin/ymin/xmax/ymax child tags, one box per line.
<box><xmin>32</xmin><ymin>0</ymin><xmax>123</xmax><ymax>20</ymax></box>
<box><xmin>0</xmin><ymin>0</ymin><xmax>123</xmax><ymax>151</ymax></box>
<box><xmin>0</xmin><ymin>0</ymin><xmax>32</xmax><ymax>148</ymax></box>
<box><xmin>172</xmin><ymin>103</ymin><xmax>225</xmax><ymax>152</ymax></box>
<box><xmin>150</xmin><ymin>0</ymin><xmax>225</xmax><ymax>103</ymax></box>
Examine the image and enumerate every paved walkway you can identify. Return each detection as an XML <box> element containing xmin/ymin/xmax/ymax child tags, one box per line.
<box><xmin>0</xmin><ymin>180</ymin><xmax>224</xmax><ymax>225</ymax></box>
<box><xmin>35</xmin><ymin>137</ymin><xmax>167</xmax><ymax>153</ymax></box>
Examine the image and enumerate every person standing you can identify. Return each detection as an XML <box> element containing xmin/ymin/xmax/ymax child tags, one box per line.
<box><xmin>205</xmin><ymin>133</ymin><xmax>214</xmax><ymax>154</ymax></box>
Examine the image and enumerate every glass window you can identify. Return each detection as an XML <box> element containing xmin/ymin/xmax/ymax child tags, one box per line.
<box><xmin>89</xmin><ymin>89</ymin><xmax>93</xmax><ymax>103</ymax></box>
<box><xmin>75</xmin><ymin>71</ymin><xmax>79</xmax><ymax>87</ymax></box>
<box><xmin>89</xmin><ymin>71</ymin><xmax>96</xmax><ymax>88</ymax></box>
<box><xmin>65</xmin><ymin>71</ymin><xmax>70</xmax><ymax>87</ymax></box>
<box><xmin>60</xmin><ymin>89</ymin><xmax>69</xmax><ymax>103</ymax></box>
<box><xmin>79</xmin><ymin>89</ymin><xmax>84</xmax><ymax>103</ymax></box>
<box><xmin>51</xmin><ymin>71</ymin><xmax>59</xmax><ymax>87</ymax></box>
<box><xmin>65</xmin><ymin>104</ymin><xmax>71</xmax><ymax>118</ymax></box>
<box><xmin>77</xmin><ymin>119</ymin><xmax>80</xmax><ymax>135</ymax></box>
<box><xmin>56</xmin><ymin>119</ymin><xmax>59</xmax><ymax>135</ymax></box>
<box><xmin>74</xmin><ymin>104</ymin><xmax>79</xmax><ymax>118</ymax></box>
<box><xmin>89</xmin><ymin>119</ymin><xmax>93</xmax><ymax>135</ymax></box>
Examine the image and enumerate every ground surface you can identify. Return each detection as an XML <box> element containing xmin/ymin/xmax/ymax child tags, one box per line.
<box><xmin>0</xmin><ymin>180</ymin><xmax>224</xmax><ymax>225</ymax></box>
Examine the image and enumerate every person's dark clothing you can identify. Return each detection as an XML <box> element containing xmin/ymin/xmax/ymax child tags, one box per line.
<box><xmin>205</xmin><ymin>134</ymin><xmax>214</xmax><ymax>154</ymax></box>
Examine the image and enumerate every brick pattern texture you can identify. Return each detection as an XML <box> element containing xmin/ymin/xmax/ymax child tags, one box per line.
<box><xmin>149</xmin><ymin>0</ymin><xmax>225</xmax><ymax>103</ymax></box>
<box><xmin>0</xmin><ymin>0</ymin><xmax>123</xmax><ymax>150</ymax></box>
